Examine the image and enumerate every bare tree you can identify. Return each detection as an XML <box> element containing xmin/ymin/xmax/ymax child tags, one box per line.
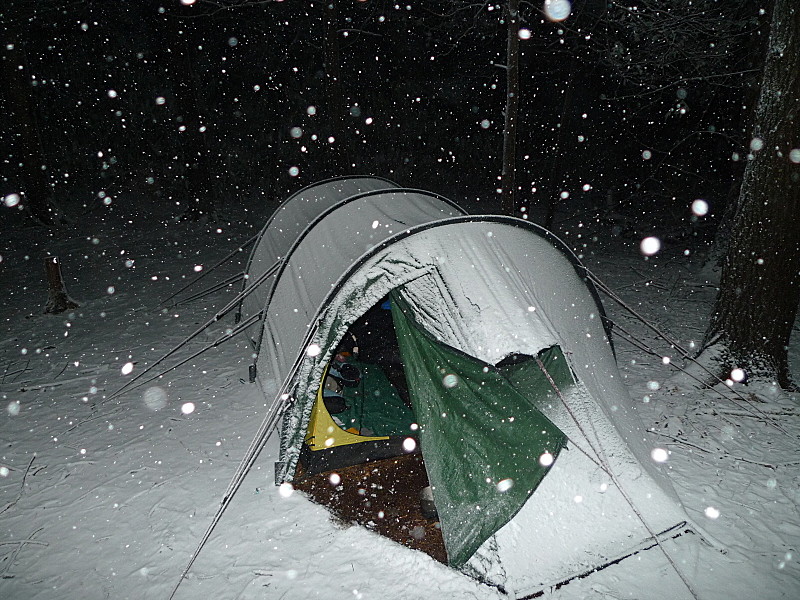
<box><xmin>697</xmin><ymin>0</ymin><xmax>800</xmax><ymax>388</ymax></box>
<box><xmin>500</xmin><ymin>0</ymin><xmax>521</xmax><ymax>216</ymax></box>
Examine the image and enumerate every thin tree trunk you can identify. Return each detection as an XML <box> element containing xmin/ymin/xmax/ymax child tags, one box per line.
<box><xmin>323</xmin><ymin>0</ymin><xmax>345</xmax><ymax>176</ymax></box>
<box><xmin>699</xmin><ymin>0</ymin><xmax>800</xmax><ymax>387</ymax></box>
<box><xmin>500</xmin><ymin>0</ymin><xmax>520</xmax><ymax>216</ymax></box>
<box><xmin>44</xmin><ymin>257</ymin><xmax>79</xmax><ymax>314</ymax></box>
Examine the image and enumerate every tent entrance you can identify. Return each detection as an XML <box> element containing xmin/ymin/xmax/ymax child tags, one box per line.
<box><xmin>293</xmin><ymin>298</ymin><xmax>447</xmax><ymax>561</ymax></box>
<box><xmin>293</xmin><ymin>293</ymin><xmax>571</xmax><ymax>567</ymax></box>
<box><xmin>293</xmin><ymin>453</ymin><xmax>447</xmax><ymax>563</ymax></box>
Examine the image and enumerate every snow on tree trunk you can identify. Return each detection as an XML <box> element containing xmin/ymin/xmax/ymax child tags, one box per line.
<box><xmin>699</xmin><ymin>0</ymin><xmax>800</xmax><ymax>387</ymax></box>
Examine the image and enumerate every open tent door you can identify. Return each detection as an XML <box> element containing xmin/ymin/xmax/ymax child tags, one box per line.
<box><xmin>390</xmin><ymin>292</ymin><xmax>570</xmax><ymax>567</ymax></box>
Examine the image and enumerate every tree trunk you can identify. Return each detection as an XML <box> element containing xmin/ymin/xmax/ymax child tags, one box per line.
<box><xmin>44</xmin><ymin>257</ymin><xmax>79</xmax><ymax>314</ymax></box>
<box><xmin>323</xmin><ymin>0</ymin><xmax>346</xmax><ymax>176</ymax></box>
<box><xmin>500</xmin><ymin>0</ymin><xmax>521</xmax><ymax>216</ymax></box>
<box><xmin>699</xmin><ymin>0</ymin><xmax>800</xmax><ymax>387</ymax></box>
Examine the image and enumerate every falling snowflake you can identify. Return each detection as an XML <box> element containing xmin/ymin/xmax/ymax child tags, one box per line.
<box><xmin>544</xmin><ymin>0</ymin><xmax>571</xmax><ymax>22</ymax></box>
<box><xmin>640</xmin><ymin>237</ymin><xmax>661</xmax><ymax>256</ymax></box>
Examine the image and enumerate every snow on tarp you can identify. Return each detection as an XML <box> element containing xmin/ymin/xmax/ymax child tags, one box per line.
<box><xmin>261</xmin><ymin>215</ymin><xmax>690</xmax><ymax>595</ymax></box>
<box><xmin>390</xmin><ymin>291</ymin><xmax>571</xmax><ymax>569</ymax></box>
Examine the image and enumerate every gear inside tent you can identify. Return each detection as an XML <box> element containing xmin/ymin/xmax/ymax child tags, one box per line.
<box><xmin>232</xmin><ymin>177</ymin><xmax>697</xmax><ymax>598</ymax></box>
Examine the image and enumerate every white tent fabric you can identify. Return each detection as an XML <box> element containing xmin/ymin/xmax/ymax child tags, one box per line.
<box><xmin>238</xmin><ymin>176</ymin><xmax>399</xmax><ymax>346</ymax></box>
<box><xmin>169</xmin><ymin>179</ymin><xmax>698</xmax><ymax>599</ymax></box>
<box><xmin>252</xmin><ymin>189</ymin><xmax>465</xmax><ymax>397</ymax></box>
<box><xmin>222</xmin><ymin>178</ymin><xmax>697</xmax><ymax>597</ymax></box>
<box><xmin>261</xmin><ymin>216</ymin><xmax>690</xmax><ymax>595</ymax></box>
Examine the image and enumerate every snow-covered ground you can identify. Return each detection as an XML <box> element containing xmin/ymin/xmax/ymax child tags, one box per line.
<box><xmin>1</xmin><ymin>192</ymin><xmax>797</xmax><ymax>600</ymax></box>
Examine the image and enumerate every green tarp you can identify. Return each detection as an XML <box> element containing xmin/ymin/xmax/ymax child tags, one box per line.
<box><xmin>390</xmin><ymin>293</ymin><xmax>570</xmax><ymax>567</ymax></box>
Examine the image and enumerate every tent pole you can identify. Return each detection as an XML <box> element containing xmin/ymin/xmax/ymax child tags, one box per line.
<box><xmin>173</xmin><ymin>272</ymin><xmax>244</xmax><ymax>307</ymax></box>
<box><xmin>109</xmin><ymin>312</ymin><xmax>262</xmax><ymax>401</ymax></box>
<box><xmin>168</xmin><ymin>396</ymin><xmax>291</xmax><ymax>600</ymax></box>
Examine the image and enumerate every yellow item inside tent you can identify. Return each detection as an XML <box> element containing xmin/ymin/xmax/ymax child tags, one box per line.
<box><xmin>304</xmin><ymin>365</ymin><xmax>390</xmax><ymax>451</ymax></box>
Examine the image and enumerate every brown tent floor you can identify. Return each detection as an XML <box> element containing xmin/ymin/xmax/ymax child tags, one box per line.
<box><xmin>293</xmin><ymin>453</ymin><xmax>447</xmax><ymax>564</ymax></box>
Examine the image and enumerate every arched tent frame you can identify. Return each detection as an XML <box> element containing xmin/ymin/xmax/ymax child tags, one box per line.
<box><xmin>249</xmin><ymin>187</ymin><xmax>466</xmax><ymax>386</ymax></box>
<box><xmin>268</xmin><ymin>215</ymin><xmax>619</xmax><ymax>483</ymax></box>
<box><xmin>161</xmin><ymin>178</ymin><xmax>703</xmax><ymax>600</ymax></box>
<box><xmin>236</xmin><ymin>175</ymin><xmax>400</xmax><ymax>344</ymax></box>
<box><xmin>258</xmin><ymin>214</ymin><xmax>691</xmax><ymax>595</ymax></box>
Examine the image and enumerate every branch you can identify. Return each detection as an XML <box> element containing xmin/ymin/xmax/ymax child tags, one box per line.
<box><xmin>0</xmin><ymin>454</ymin><xmax>36</xmax><ymax>515</ymax></box>
<box><xmin>0</xmin><ymin>528</ymin><xmax>45</xmax><ymax>579</ymax></box>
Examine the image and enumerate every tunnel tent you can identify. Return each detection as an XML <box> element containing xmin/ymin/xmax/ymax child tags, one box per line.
<box><xmin>239</xmin><ymin>186</ymin><xmax>695</xmax><ymax>596</ymax></box>
<box><xmin>181</xmin><ymin>177</ymin><xmax>697</xmax><ymax>600</ymax></box>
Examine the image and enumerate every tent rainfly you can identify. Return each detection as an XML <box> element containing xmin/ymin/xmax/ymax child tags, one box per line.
<box><xmin>229</xmin><ymin>176</ymin><xmax>696</xmax><ymax>598</ymax></box>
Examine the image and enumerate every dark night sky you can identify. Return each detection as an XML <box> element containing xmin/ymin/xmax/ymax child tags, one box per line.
<box><xmin>2</xmin><ymin>0</ymin><xmax>761</xmax><ymax>230</ymax></box>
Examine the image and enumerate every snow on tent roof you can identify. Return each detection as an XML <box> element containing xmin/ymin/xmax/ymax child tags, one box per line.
<box><xmin>250</xmin><ymin>187</ymin><xmax>465</xmax><ymax>390</ymax></box>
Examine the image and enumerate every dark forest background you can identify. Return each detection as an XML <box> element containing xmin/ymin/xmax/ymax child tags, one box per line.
<box><xmin>1</xmin><ymin>0</ymin><xmax>765</xmax><ymax>235</ymax></box>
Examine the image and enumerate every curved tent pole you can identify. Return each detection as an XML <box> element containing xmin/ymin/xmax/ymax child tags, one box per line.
<box><xmin>244</xmin><ymin>187</ymin><xmax>466</xmax><ymax>377</ymax></box>
<box><xmin>234</xmin><ymin>176</ymin><xmax>399</xmax><ymax>319</ymax></box>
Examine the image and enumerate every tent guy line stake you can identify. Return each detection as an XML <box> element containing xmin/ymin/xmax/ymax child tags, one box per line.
<box><xmin>108</xmin><ymin>261</ymin><xmax>279</xmax><ymax>401</ymax></box>
<box><xmin>535</xmin><ymin>357</ymin><xmax>701</xmax><ymax>600</ymax></box>
<box><xmin>158</xmin><ymin>233</ymin><xmax>258</xmax><ymax>307</ymax></box>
